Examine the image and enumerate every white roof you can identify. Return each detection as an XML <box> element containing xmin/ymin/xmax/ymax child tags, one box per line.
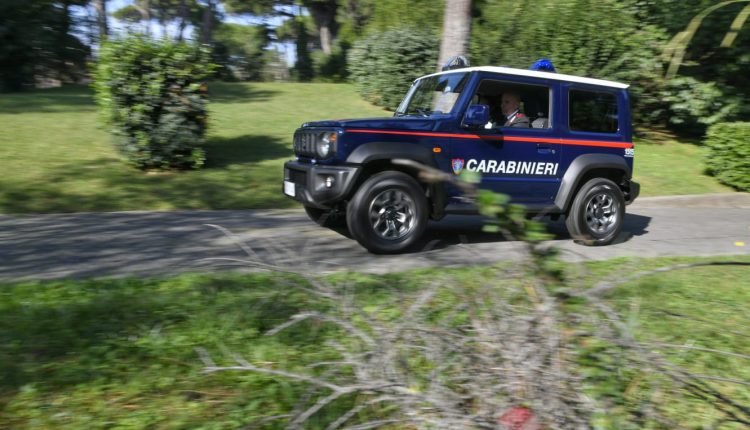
<box><xmin>419</xmin><ymin>66</ymin><xmax>629</xmax><ymax>89</ymax></box>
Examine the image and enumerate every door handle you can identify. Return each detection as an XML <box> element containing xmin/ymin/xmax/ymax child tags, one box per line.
<box><xmin>537</xmin><ymin>145</ymin><xmax>554</xmax><ymax>154</ymax></box>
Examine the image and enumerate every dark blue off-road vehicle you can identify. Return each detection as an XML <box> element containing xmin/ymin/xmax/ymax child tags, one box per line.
<box><xmin>283</xmin><ymin>64</ymin><xmax>640</xmax><ymax>253</ymax></box>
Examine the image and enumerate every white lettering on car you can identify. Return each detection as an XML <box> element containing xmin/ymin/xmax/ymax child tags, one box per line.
<box><xmin>465</xmin><ymin>159</ymin><xmax>559</xmax><ymax>176</ymax></box>
<box><xmin>507</xmin><ymin>161</ymin><xmax>516</xmax><ymax>174</ymax></box>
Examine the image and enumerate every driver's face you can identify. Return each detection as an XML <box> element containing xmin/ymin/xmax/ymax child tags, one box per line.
<box><xmin>501</xmin><ymin>94</ymin><xmax>520</xmax><ymax>116</ymax></box>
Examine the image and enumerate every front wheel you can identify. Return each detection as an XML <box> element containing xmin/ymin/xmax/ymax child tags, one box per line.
<box><xmin>346</xmin><ymin>171</ymin><xmax>428</xmax><ymax>254</ymax></box>
<box><xmin>565</xmin><ymin>177</ymin><xmax>625</xmax><ymax>246</ymax></box>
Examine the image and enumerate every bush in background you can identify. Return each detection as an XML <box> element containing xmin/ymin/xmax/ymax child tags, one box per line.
<box><xmin>705</xmin><ymin>122</ymin><xmax>750</xmax><ymax>191</ymax></box>
<box><xmin>93</xmin><ymin>36</ymin><xmax>216</xmax><ymax>170</ymax></box>
<box><xmin>348</xmin><ymin>27</ymin><xmax>437</xmax><ymax>110</ymax></box>
<box><xmin>312</xmin><ymin>41</ymin><xmax>350</xmax><ymax>83</ymax></box>
<box><xmin>662</xmin><ymin>77</ymin><xmax>740</xmax><ymax>135</ymax></box>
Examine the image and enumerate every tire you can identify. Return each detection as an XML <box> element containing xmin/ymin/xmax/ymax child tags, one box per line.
<box><xmin>346</xmin><ymin>171</ymin><xmax>428</xmax><ymax>254</ymax></box>
<box><xmin>565</xmin><ymin>177</ymin><xmax>625</xmax><ymax>246</ymax></box>
<box><xmin>304</xmin><ymin>206</ymin><xmax>346</xmax><ymax>228</ymax></box>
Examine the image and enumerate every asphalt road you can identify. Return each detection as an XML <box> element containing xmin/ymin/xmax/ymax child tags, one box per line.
<box><xmin>1</xmin><ymin>193</ymin><xmax>749</xmax><ymax>282</ymax></box>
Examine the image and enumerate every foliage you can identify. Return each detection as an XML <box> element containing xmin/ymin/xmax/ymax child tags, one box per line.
<box><xmin>312</xmin><ymin>41</ymin><xmax>350</xmax><ymax>82</ymax></box>
<box><xmin>705</xmin><ymin>122</ymin><xmax>750</xmax><ymax>192</ymax></box>
<box><xmin>661</xmin><ymin>77</ymin><xmax>740</xmax><ymax>134</ymax></box>
<box><xmin>92</xmin><ymin>36</ymin><xmax>216</xmax><ymax>170</ymax></box>
<box><xmin>294</xmin><ymin>18</ymin><xmax>315</xmax><ymax>82</ymax></box>
<box><xmin>0</xmin><ymin>0</ymin><xmax>89</xmax><ymax>91</ymax></box>
<box><xmin>360</xmin><ymin>0</ymin><xmax>444</xmax><ymax>36</ymax></box>
<box><xmin>348</xmin><ymin>27</ymin><xmax>438</xmax><ymax>109</ymax></box>
<box><xmin>2</xmin><ymin>253</ymin><xmax>748</xmax><ymax>429</ymax></box>
<box><xmin>213</xmin><ymin>23</ymin><xmax>272</xmax><ymax>81</ymax></box>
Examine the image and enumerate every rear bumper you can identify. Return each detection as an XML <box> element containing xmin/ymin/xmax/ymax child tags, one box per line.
<box><xmin>282</xmin><ymin>161</ymin><xmax>360</xmax><ymax>209</ymax></box>
<box><xmin>625</xmin><ymin>179</ymin><xmax>640</xmax><ymax>205</ymax></box>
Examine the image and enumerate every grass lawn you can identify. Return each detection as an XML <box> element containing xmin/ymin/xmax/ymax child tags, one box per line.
<box><xmin>1</xmin><ymin>255</ymin><xmax>748</xmax><ymax>429</ymax></box>
<box><xmin>634</xmin><ymin>129</ymin><xmax>733</xmax><ymax>196</ymax></box>
<box><xmin>0</xmin><ymin>83</ymin><xmax>386</xmax><ymax>214</ymax></box>
<box><xmin>0</xmin><ymin>84</ymin><xmax>732</xmax><ymax>214</ymax></box>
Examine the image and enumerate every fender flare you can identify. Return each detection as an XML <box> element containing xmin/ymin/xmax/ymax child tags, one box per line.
<box><xmin>346</xmin><ymin>141</ymin><xmax>439</xmax><ymax>167</ymax></box>
<box><xmin>346</xmin><ymin>142</ymin><xmax>447</xmax><ymax>220</ymax></box>
<box><xmin>554</xmin><ymin>154</ymin><xmax>631</xmax><ymax>212</ymax></box>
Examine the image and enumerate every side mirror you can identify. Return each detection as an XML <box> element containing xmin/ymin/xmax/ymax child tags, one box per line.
<box><xmin>462</xmin><ymin>104</ymin><xmax>490</xmax><ymax>129</ymax></box>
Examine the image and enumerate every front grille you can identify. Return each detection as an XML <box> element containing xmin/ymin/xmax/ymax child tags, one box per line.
<box><xmin>293</xmin><ymin>131</ymin><xmax>318</xmax><ymax>157</ymax></box>
<box><xmin>288</xmin><ymin>168</ymin><xmax>307</xmax><ymax>186</ymax></box>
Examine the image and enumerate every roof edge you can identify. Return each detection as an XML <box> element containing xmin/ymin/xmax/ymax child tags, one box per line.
<box><xmin>419</xmin><ymin>66</ymin><xmax>630</xmax><ymax>89</ymax></box>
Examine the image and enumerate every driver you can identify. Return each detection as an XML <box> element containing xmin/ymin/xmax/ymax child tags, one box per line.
<box><xmin>501</xmin><ymin>92</ymin><xmax>530</xmax><ymax>128</ymax></box>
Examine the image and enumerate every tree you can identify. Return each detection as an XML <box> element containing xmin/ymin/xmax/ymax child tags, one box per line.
<box><xmin>437</xmin><ymin>0</ymin><xmax>472</xmax><ymax>69</ymax></box>
<box><xmin>306</xmin><ymin>0</ymin><xmax>337</xmax><ymax>54</ymax></box>
<box><xmin>0</xmin><ymin>0</ymin><xmax>90</xmax><ymax>90</ymax></box>
<box><xmin>93</xmin><ymin>0</ymin><xmax>109</xmax><ymax>40</ymax></box>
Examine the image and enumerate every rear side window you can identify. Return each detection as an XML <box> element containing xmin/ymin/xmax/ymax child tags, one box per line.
<box><xmin>569</xmin><ymin>90</ymin><xmax>618</xmax><ymax>133</ymax></box>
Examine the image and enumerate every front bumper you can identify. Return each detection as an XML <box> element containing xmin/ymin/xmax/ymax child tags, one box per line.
<box><xmin>283</xmin><ymin>161</ymin><xmax>360</xmax><ymax>209</ymax></box>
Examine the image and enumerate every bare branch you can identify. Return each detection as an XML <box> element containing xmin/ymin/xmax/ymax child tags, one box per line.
<box><xmin>266</xmin><ymin>312</ymin><xmax>377</xmax><ymax>349</ymax></box>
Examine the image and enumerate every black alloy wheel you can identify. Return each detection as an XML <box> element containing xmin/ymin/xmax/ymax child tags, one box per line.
<box><xmin>565</xmin><ymin>177</ymin><xmax>625</xmax><ymax>246</ymax></box>
<box><xmin>346</xmin><ymin>171</ymin><xmax>428</xmax><ymax>254</ymax></box>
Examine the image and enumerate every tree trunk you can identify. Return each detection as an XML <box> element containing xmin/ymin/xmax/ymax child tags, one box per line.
<box><xmin>136</xmin><ymin>0</ymin><xmax>151</xmax><ymax>36</ymax></box>
<box><xmin>177</xmin><ymin>0</ymin><xmax>187</xmax><ymax>41</ymax></box>
<box><xmin>437</xmin><ymin>0</ymin><xmax>472</xmax><ymax>70</ymax></box>
<box><xmin>306</xmin><ymin>0</ymin><xmax>337</xmax><ymax>55</ymax></box>
<box><xmin>201</xmin><ymin>0</ymin><xmax>213</xmax><ymax>44</ymax></box>
<box><xmin>94</xmin><ymin>0</ymin><xmax>108</xmax><ymax>41</ymax></box>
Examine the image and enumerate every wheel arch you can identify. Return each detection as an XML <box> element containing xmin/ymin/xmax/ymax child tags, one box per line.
<box><xmin>346</xmin><ymin>142</ymin><xmax>448</xmax><ymax>220</ymax></box>
<box><xmin>555</xmin><ymin>154</ymin><xmax>631</xmax><ymax>213</ymax></box>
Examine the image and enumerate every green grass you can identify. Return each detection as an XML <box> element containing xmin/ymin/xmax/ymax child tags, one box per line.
<box><xmin>1</xmin><ymin>256</ymin><xmax>748</xmax><ymax>429</ymax></box>
<box><xmin>634</xmin><ymin>129</ymin><xmax>733</xmax><ymax>196</ymax></box>
<box><xmin>0</xmin><ymin>83</ymin><xmax>386</xmax><ymax>214</ymax></box>
<box><xmin>0</xmin><ymin>85</ymin><xmax>733</xmax><ymax>214</ymax></box>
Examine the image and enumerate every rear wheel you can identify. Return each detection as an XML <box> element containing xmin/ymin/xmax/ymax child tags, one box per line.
<box><xmin>304</xmin><ymin>206</ymin><xmax>346</xmax><ymax>228</ymax></box>
<box><xmin>346</xmin><ymin>171</ymin><xmax>428</xmax><ymax>254</ymax></box>
<box><xmin>565</xmin><ymin>177</ymin><xmax>624</xmax><ymax>246</ymax></box>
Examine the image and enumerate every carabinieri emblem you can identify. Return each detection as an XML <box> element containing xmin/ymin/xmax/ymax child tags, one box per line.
<box><xmin>451</xmin><ymin>158</ymin><xmax>465</xmax><ymax>175</ymax></box>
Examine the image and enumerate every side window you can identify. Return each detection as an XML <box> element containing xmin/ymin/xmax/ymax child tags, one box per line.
<box><xmin>471</xmin><ymin>79</ymin><xmax>552</xmax><ymax>129</ymax></box>
<box><xmin>569</xmin><ymin>90</ymin><xmax>618</xmax><ymax>133</ymax></box>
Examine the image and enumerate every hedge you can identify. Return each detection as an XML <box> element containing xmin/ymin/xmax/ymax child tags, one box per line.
<box><xmin>93</xmin><ymin>36</ymin><xmax>216</xmax><ymax>170</ymax></box>
<box><xmin>705</xmin><ymin>122</ymin><xmax>750</xmax><ymax>192</ymax></box>
<box><xmin>348</xmin><ymin>27</ymin><xmax>438</xmax><ymax>110</ymax></box>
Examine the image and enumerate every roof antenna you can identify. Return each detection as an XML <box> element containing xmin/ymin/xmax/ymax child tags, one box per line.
<box><xmin>441</xmin><ymin>56</ymin><xmax>470</xmax><ymax>72</ymax></box>
<box><xmin>530</xmin><ymin>58</ymin><xmax>556</xmax><ymax>73</ymax></box>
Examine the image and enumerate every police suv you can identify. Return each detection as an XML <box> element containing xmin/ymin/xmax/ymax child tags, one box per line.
<box><xmin>283</xmin><ymin>60</ymin><xmax>640</xmax><ymax>253</ymax></box>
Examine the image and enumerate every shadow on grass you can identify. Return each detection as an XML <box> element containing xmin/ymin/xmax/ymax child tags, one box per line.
<box><xmin>204</xmin><ymin>134</ymin><xmax>292</xmax><ymax>168</ymax></box>
<box><xmin>207</xmin><ymin>81</ymin><xmax>279</xmax><ymax>104</ymax></box>
<box><xmin>0</xmin><ymin>85</ymin><xmax>97</xmax><ymax>114</ymax></box>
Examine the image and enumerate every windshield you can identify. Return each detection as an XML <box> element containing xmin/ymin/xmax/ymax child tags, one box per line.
<box><xmin>396</xmin><ymin>72</ymin><xmax>470</xmax><ymax>116</ymax></box>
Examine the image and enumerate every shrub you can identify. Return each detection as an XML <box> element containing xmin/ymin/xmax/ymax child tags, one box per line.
<box><xmin>348</xmin><ymin>27</ymin><xmax>437</xmax><ymax>110</ymax></box>
<box><xmin>93</xmin><ymin>36</ymin><xmax>216</xmax><ymax>170</ymax></box>
<box><xmin>662</xmin><ymin>77</ymin><xmax>739</xmax><ymax>135</ymax></box>
<box><xmin>705</xmin><ymin>122</ymin><xmax>750</xmax><ymax>191</ymax></box>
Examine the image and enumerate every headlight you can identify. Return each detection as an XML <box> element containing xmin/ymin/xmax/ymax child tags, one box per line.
<box><xmin>317</xmin><ymin>132</ymin><xmax>337</xmax><ymax>158</ymax></box>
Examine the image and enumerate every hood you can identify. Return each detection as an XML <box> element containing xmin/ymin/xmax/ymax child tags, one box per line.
<box><xmin>302</xmin><ymin>116</ymin><xmax>437</xmax><ymax>131</ymax></box>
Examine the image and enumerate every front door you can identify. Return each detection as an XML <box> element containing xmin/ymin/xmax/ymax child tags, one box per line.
<box><xmin>450</xmin><ymin>76</ymin><xmax>562</xmax><ymax>206</ymax></box>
